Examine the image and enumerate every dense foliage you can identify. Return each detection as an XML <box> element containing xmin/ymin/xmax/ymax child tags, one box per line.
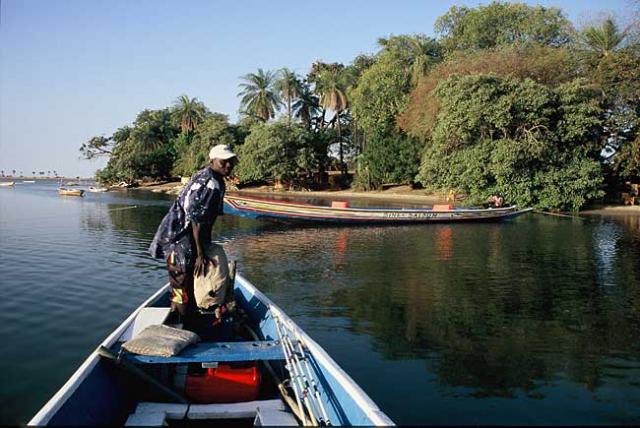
<box><xmin>235</xmin><ymin>122</ymin><xmax>331</xmax><ymax>187</ymax></box>
<box><xmin>95</xmin><ymin>109</ymin><xmax>179</xmax><ymax>184</ymax></box>
<box><xmin>434</xmin><ymin>2</ymin><xmax>573</xmax><ymax>52</ymax></box>
<box><xmin>416</xmin><ymin>75</ymin><xmax>605</xmax><ymax>210</ymax></box>
<box><xmin>83</xmin><ymin>1</ymin><xmax>639</xmax><ymax>210</ymax></box>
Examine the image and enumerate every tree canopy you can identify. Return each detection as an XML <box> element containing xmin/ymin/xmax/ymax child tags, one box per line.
<box><xmin>238</xmin><ymin>69</ymin><xmax>281</xmax><ymax>121</ymax></box>
<box><xmin>435</xmin><ymin>2</ymin><xmax>573</xmax><ymax>52</ymax></box>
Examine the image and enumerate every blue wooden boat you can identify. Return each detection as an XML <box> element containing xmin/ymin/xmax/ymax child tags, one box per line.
<box><xmin>225</xmin><ymin>194</ymin><xmax>532</xmax><ymax>224</ymax></box>
<box><xmin>29</xmin><ymin>273</ymin><xmax>394</xmax><ymax>426</ymax></box>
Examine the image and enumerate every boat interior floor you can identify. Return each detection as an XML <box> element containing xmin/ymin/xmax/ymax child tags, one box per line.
<box><xmin>113</xmin><ymin>306</ymin><xmax>297</xmax><ymax>426</ymax></box>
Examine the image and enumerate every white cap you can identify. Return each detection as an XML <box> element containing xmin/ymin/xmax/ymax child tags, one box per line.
<box><xmin>208</xmin><ymin>144</ymin><xmax>238</xmax><ymax>160</ymax></box>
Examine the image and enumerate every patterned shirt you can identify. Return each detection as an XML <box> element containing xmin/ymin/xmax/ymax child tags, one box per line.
<box><xmin>149</xmin><ymin>166</ymin><xmax>226</xmax><ymax>271</ymax></box>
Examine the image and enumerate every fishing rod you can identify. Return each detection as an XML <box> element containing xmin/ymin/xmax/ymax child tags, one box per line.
<box><xmin>274</xmin><ymin>316</ymin><xmax>316</xmax><ymax>425</ymax></box>
<box><xmin>290</xmin><ymin>330</ymin><xmax>331</xmax><ymax>424</ymax></box>
<box><xmin>274</xmin><ymin>313</ymin><xmax>332</xmax><ymax>426</ymax></box>
<box><xmin>279</xmin><ymin>323</ymin><xmax>323</xmax><ymax>425</ymax></box>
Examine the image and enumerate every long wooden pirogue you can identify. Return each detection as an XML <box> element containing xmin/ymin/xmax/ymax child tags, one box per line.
<box><xmin>225</xmin><ymin>193</ymin><xmax>532</xmax><ymax>224</ymax></box>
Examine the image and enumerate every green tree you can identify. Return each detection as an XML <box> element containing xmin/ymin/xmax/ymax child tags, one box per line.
<box><xmin>435</xmin><ymin>2</ymin><xmax>573</xmax><ymax>53</ymax></box>
<box><xmin>238</xmin><ymin>69</ymin><xmax>281</xmax><ymax>121</ymax></box>
<box><xmin>351</xmin><ymin>35</ymin><xmax>442</xmax><ymax>138</ymax></box>
<box><xmin>275</xmin><ymin>68</ymin><xmax>302</xmax><ymax>125</ymax></box>
<box><xmin>416</xmin><ymin>74</ymin><xmax>604</xmax><ymax>211</ymax></box>
<box><xmin>399</xmin><ymin>45</ymin><xmax>578</xmax><ymax>140</ymax></box>
<box><xmin>377</xmin><ymin>34</ymin><xmax>442</xmax><ymax>84</ymax></box>
<box><xmin>580</xmin><ymin>17</ymin><xmax>631</xmax><ymax>57</ymax></box>
<box><xmin>79</xmin><ymin>136</ymin><xmax>113</xmax><ymax>160</ymax></box>
<box><xmin>316</xmin><ymin>67</ymin><xmax>353</xmax><ymax>172</ymax></box>
<box><xmin>235</xmin><ymin>122</ymin><xmax>315</xmax><ymax>185</ymax></box>
<box><xmin>349</xmin><ymin>35</ymin><xmax>442</xmax><ymax>188</ymax></box>
<box><xmin>292</xmin><ymin>82</ymin><xmax>320</xmax><ymax>129</ymax></box>
<box><xmin>128</xmin><ymin>109</ymin><xmax>178</xmax><ymax>153</ymax></box>
<box><xmin>95</xmin><ymin>109</ymin><xmax>179</xmax><ymax>184</ymax></box>
<box><xmin>172</xmin><ymin>95</ymin><xmax>207</xmax><ymax>135</ymax></box>
<box><xmin>354</xmin><ymin>133</ymin><xmax>422</xmax><ymax>190</ymax></box>
<box><xmin>173</xmin><ymin>113</ymin><xmax>238</xmax><ymax>177</ymax></box>
<box><xmin>576</xmin><ymin>15</ymin><xmax>640</xmax><ymax>185</ymax></box>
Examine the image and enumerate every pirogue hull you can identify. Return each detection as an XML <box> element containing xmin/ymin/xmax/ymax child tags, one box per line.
<box><xmin>225</xmin><ymin>194</ymin><xmax>532</xmax><ymax>224</ymax></box>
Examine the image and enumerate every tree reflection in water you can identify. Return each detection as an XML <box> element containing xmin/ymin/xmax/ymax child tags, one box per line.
<box><xmin>221</xmin><ymin>216</ymin><xmax>640</xmax><ymax>401</ymax></box>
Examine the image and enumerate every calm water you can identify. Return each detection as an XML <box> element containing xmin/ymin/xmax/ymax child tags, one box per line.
<box><xmin>1</xmin><ymin>181</ymin><xmax>639</xmax><ymax>425</ymax></box>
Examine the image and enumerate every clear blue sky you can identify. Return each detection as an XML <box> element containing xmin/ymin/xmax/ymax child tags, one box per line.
<box><xmin>0</xmin><ymin>0</ymin><xmax>634</xmax><ymax>177</ymax></box>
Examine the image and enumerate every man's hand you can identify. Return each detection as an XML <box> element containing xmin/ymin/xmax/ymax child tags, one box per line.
<box><xmin>194</xmin><ymin>255</ymin><xmax>208</xmax><ymax>277</ymax></box>
<box><xmin>194</xmin><ymin>255</ymin><xmax>217</xmax><ymax>277</ymax></box>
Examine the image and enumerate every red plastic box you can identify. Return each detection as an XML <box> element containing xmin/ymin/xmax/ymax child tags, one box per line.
<box><xmin>185</xmin><ymin>362</ymin><xmax>261</xmax><ymax>403</ymax></box>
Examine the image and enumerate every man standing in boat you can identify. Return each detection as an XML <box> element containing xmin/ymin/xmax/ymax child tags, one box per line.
<box><xmin>149</xmin><ymin>144</ymin><xmax>238</xmax><ymax>318</ymax></box>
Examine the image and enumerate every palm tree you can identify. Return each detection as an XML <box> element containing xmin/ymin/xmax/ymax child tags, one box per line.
<box><xmin>275</xmin><ymin>68</ymin><xmax>302</xmax><ymax>125</ymax></box>
<box><xmin>238</xmin><ymin>69</ymin><xmax>281</xmax><ymax>121</ymax></box>
<box><xmin>292</xmin><ymin>83</ymin><xmax>320</xmax><ymax>129</ymax></box>
<box><xmin>172</xmin><ymin>95</ymin><xmax>206</xmax><ymax>135</ymax></box>
<box><xmin>316</xmin><ymin>68</ymin><xmax>352</xmax><ymax>173</ymax></box>
<box><xmin>581</xmin><ymin>17</ymin><xmax>630</xmax><ymax>56</ymax></box>
<box><xmin>377</xmin><ymin>35</ymin><xmax>441</xmax><ymax>85</ymax></box>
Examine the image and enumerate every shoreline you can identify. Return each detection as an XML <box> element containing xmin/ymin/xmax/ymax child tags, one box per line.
<box><xmin>134</xmin><ymin>180</ymin><xmax>640</xmax><ymax>215</ymax></box>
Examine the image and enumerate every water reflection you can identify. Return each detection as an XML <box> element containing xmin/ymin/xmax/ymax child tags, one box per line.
<box><xmin>219</xmin><ymin>214</ymin><xmax>640</xmax><ymax>415</ymax></box>
<box><xmin>593</xmin><ymin>221</ymin><xmax>622</xmax><ymax>288</ymax></box>
<box><xmin>435</xmin><ymin>226</ymin><xmax>453</xmax><ymax>261</ymax></box>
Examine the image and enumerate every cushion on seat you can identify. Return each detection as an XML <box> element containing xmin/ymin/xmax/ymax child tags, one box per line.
<box><xmin>122</xmin><ymin>324</ymin><xmax>200</xmax><ymax>357</ymax></box>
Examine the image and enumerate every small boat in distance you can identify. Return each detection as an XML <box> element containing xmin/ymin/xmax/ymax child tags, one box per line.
<box><xmin>225</xmin><ymin>193</ymin><xmax>532</xmax><ymax>224</ymax></box>
<box><xmin>58</xmin><ymin>187</ymin><xmax>84</xmax><ymax>196</ymax></box>
<box><xmin>88</xmin><ymin>186</ymin><xmax>108</xmax><ymax>193</ymax></box>
<box><xmin>28</xmin><ymin>273</ymin><xmax>394</xmax><ymax>426</ymax></box>
<box><xmin>0</xmin><ymin>181</ymin><xmax>15</xmax><ymax>187</ymax></box>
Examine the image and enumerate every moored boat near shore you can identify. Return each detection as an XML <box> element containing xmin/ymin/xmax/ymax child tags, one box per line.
<box><xmin>225</xmin><ymin>193</ymin><xmax>532</xmax><ymax>224</ymax></box>
<box><xmin>28</xmin><ymin>273</ymin><xmax>394</xmax><ymax>426</ymax></box>
<box><xmin>58</xmin><ymin>187</ymin><xmax>84</xmax><ymax>196</ymax></box>
<box><xmin>87</xmin><ymin>186</ymin><xmax>108</xmax><ymax>193</ymax></box>
<box><xmin>0</xmin><ymin>181</ymin><xmax>16</xmax><ymax>187</ymax></box>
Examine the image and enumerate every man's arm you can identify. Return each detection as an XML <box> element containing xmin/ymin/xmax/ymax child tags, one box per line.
<box><xmin>192</xmin><ymin>221</ymin><xmax>215</xmax><ymax>276</ymax></box>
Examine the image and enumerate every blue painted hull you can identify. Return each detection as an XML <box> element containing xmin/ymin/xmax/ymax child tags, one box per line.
<box><xmin>225</xmin><ymin>194</ymin><xmax>532</xmax><ymax>224</ymax></box>
<box><xmin>29</xmin><ymin>275</ymin><xmax>394</xmax><ymax>426</ymax></box>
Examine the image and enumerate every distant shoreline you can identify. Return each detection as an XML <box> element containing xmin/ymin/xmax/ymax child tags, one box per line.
<box><xmin>0</xmin><ymin>176</ymin><xmax>94</xmax><ymax>181</ymax></box>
